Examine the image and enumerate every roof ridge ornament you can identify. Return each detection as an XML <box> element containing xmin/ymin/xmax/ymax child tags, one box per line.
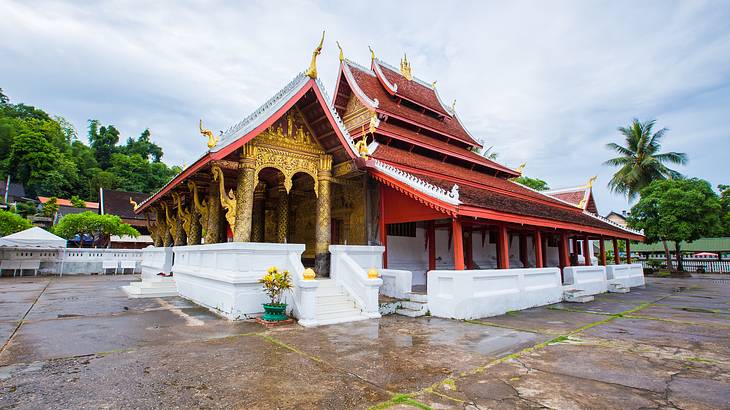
<box><xmin>432</xmin><ymin>80</ymin><xmax>437</xmax><ymax>89</ymax></box>
<box><xmin>368</xmin><ymin>45</ymin><xmax>376</xmax><ymax>61</ymax></box>
<box><xmin>585</xmin><ymin>175</ymin><xmax>597</xmax><ymax>189</ymax></box>
<box><xmin>305</xmin><ymin>30</ymin><xmax>325</xmax><ymax>79</ymax></box>
<box><xmin>515</xmin><ymin>162</ymin><xmax>526</xmax><ymax>175</ymax></box>
<box><xmin>129</xmin><ymin>197</ymin><xmax>139</xmax><ymax>210</ymax></box>
<box><xmin>336</xmin><ymin>40</ymin><xmax>344</xmax><ymax>62</ymax></box>
<box><xmin>199</xmin><ymin>119</ymin><xmax>219</xmax><ymax>149</ymax></box>
<box><xmin>400</xmin><ymin>53</ymin><xmax>413</xmax><ymax>80</ymax></box>
<box><xmin>450</xmin><ymin>99</ymin><xmax>456</xmax><ymax>112</ymax></box>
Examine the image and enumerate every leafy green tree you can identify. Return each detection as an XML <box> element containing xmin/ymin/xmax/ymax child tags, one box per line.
<box><xmin>53</xmin><ymin>211</ymin><xmax>139</xmax><ymax>248</ymax></box>
<box><xmin>0</xmin><ymin>209</ymin><xmax>33</xmax><ymax>236</ymax></box>
<box><xmin>720</xmin><ymin>184</ymin><xmax>730</xmax><ymax>235</ymax></box>
<box><xmin>70</xmin><ymin>195</ymin><xmax>86</xmax><ymax>208</ymax></box>
<box><xmin>87</xmin><ymin>120</ymin><xmax>120</xmax><ymax>169</ymax></box>
<box><xmin>12</xmin><ymin>201</ymin><xmax>38</xmax><ymax>218</ymax></box>
<box><xmin>628</xmin><ymin>178</ymin><xmax>722</xmax><ymax>271</ymax></box>
<box><xmin>604</xmin><ymin>119</ymin><xmax>687</xmax><ymax>200</ymax></box>
<box><xmin>121</xmin><ymin>128</ymin><xmax>164</xmax><ymax>162</ymax></box>
<box><xmin>41</xmin><ymin>197</ymin><xmax>60</xmax><ymax>218</ymax></box>
<box><xmin>513</xmin><ymin>176</ymin><xmax>550</xmax><ymax>191</ymax></box>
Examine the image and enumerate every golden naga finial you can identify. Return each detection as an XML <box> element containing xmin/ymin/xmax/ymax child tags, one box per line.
<box><xmin>586</xmin><ymin>175</ymin><xmax>597</xmax><ymax>189</ymax></box>
<box><xmin>400</xmin><ymin>53</ymin><xmax>413</xmax><ymax>80</ymax></box>
<box><xmin>305</xmin><ymin>30</ymin><xmax>325</xmax><ymax>79</ymax></box>
<box><xmin>515</xmin><ymin>162</ymin><xmax>526</xmax><ymax>175</ymax></box>
<box><xmin>368</xmin><ymin>111</ymin><xmax>379</xmax><ymax>134</ymax></box>
<box><xmin>199</xmin><ymin>119</ymin><xmax>219</xmax><ymax>149</ymax></box>
<box><xmin>336</xmin><ymin>40</ymin><xmax>344</xmax><ymax>62</ymax></box>
<box><xmin>368</xmin><ymin>45</ymin><xmax>376</xmax><ymax>61</ymax></box>
<box><xmin>432</xmin><ymin>80</ymin><xmax>437</xmax><ymax>89</ymax></box>
<box><xmin>355</xmin><ymin>125</ymin><xmax>370</xmax><ymax>159</ymax></box>
<box><xmin>129</xmin><ymin>197</ymin><xmax>138</xmax><ymax>210</ymax></box>
<box><xmin>450</xmin><ymin>99</ymin><xmax>456</xmax><ymax>112</ymax></box>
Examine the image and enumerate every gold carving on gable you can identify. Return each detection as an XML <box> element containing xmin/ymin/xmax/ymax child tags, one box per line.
<box><xmin>252</xmin><ymin>111</ymin><xmax>324</xmax><ymax>155</ymax></box>
<box><xmin>342</xmin><ymin>94</ymin><xmax>371</xmax><ymax>131</ymax></box>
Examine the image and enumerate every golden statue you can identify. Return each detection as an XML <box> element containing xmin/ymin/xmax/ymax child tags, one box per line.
<box><xmin>129</xmin><ymin>197</ymin><xmax>138</xmax><ymax>210</ymax></box>
<box><xmin>354</xmin><ymin>125</ymin><xmax>370</xmax><ymax>159</ymax></box>
<box><xmin>586</xmin><ymin>175</ymin><xmax>597</xmax><ymax>189</ymax></box>
<box><xmin>211</xmin><ymin>165</ymin><xmax>237</xmax><ymax>229</ymax></box>
<box><xmin>173</xmin><ymin>192</ymin><xmax>192</xmax><ymax>236</ymax></box>
<box><xmin>187</xmin><ymin>180</ymin><xmax>208</xmax><ymax>230</ymax></box>
<box><xmin>432</xmin><ymin>80</ymin><xmax>437</xmax><ymax>89</ymax></box>
<box><xmin>400</xmin><ymin>53</ymin><xmax>412</xmax><ymax>80</ymax></box>
<box><xmin>161</xmin><ymin>201</ymin><xmax>177</xmax><ymax>239</ymax></box>
<box><xmin>305</xmin><ymin>31</ymin><xmax>325</xmax><ymax>79</ymax></box>
<box><xmin>368</xmin><ymin>45</ymin><xmax>375</xmax><ymax>61</ymax></box>
<box><xmin>199</xmin><ymin>119</ymin><xmax>219</xmax><ymax>149</ymax></box>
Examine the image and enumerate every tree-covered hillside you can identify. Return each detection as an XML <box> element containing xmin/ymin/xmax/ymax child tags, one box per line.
<box><xmin>0</xmin><ymin>88</ymin><xmax>181</xmax><ymax>201</ymax></box>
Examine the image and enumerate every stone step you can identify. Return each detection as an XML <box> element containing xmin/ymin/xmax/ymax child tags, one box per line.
<box><xmin>122</xmin><ymin>282</ymin><xmax>177</xmax><ymax>298</ymax></box>
<box><xmin>315</xmin><ymin>286</ymin><xmax>348</xmax><ymax>297</ymax></box>
<box><xmin>400</xmin><ymin>300</ymin><xmax>428</xmax><ymax>311</ymax></box>
<box><xmin>564</xmin><ymin>293</ymin><xmax>595</xmax><ymax>303</ymax></box>
<box><xmin>316</xmin><ymin>299</ymin><xmax>357</xmax><ymax>311</ymax></box>
<box><xmin>396</xmin><ymin>308</ymin><xmax>427</xmax><ymax>318</ymax></box>
<box><xmin>406</xmin><ymin>292</ymin><xmax>428</xmax><ymax>303</ymax></box>
<box><xmin>315</xmin><ymin>313</ymin><xmax>371</xmax><ymax>326</ymax></box>
<box><xmin>608</xmin><ymin>283</ymin><xmax>630</xmax><ymax>293</ymax></box>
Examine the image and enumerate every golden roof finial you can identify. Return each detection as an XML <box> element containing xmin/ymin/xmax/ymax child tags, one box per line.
<box><xmin>586</xmin><ymin>175</ymin><xmax>597</xmax><ymax>189</ymax></box>
<box><xmin>400</xmin><ymin>53</ymin><xmax>413</xmax><ymax>80</ymax></box>
<box><xmin>516</xmin><ymin>162</ymin><xmax>526</xmax><ymax>175</ymax></box>
<box><xmin>432</xmin><ymin>80</ymin><xmax>437</xmax><ymax>89</ymax></box>
<box><xmin>199</xmin><ymin>119</ymin><xmax>219</xmax><ymax>149</ymax></box>
<box><xmin>368</xmin><ymin>45</ymin><xmax>375</xmax><ymax>61</ymax></box>
<box><xmin>355</xmin><ymin>124</ymin><xmax>370</xmax><ymax>159</ymax></box>
<box><xmin>129</xmin><ymin>197</ymin><xmax>138</xmax><ymax>210</ymax></box>
<box><xmin>451</xmin><ymin>99</ymin><xmax>456</xmax><ymax>112</ymax></box>
<box><xmin>368</xmin><ymin>111</ymin><xmax>379</xmax><ymax>134</ymax></box>
<box><xmin>305</xmin><ymin>30</ymin><xmax>325</xmax><ymax>79</ymax></box>
<box><xmin>336</xmin><ymin>40</ymin><xmax>344</xmax><ymax>62</ymax></box>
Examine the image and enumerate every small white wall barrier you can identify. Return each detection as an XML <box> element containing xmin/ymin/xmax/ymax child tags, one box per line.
<box><xmin>563</xmin><ymin>265</ymin><xmax>608</xmax><ymax>295</ymax></box>
<box><xmin>606</xmin><ymin>263</ymin><xmax>645</xmax><ymax>288</ymax></box>
<box><xmin>0</xmin><ymin>248</ymin><xmax>59</xmax><ymax>276</ymax></box>
<box><xmin>329</xmin><ymin>245</ymin><xmax>383</xmax><ymax>318</ymax></box>
<box><xmin>60</xmin><ymin>248</ymin><xmax>143</xmax><ymax>275</ymax></box>
<box><xmin>427</xmin><ymin>267</ymin><xmax>563</xmax><ymax>320</ymax></box>
<box><xmin>172</xmin><ymin>243</ymin><xmax>319</xmax><ymax>323</ymax></box>
<box><xmin>140</xmin><ymin>246</ymin><xmax>173</xmax><ymax>279</ymax></box>
<box><xmin>379</xmin><ymin>269</ymin><xmax>413</xmax><ymax>299</ymax></box>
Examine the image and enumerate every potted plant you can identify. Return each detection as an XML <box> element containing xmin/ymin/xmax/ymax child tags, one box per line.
<box><xmin>259</xmin><ymin>266</ymin><xmax>293</xmax><ymax>321</ymax></box>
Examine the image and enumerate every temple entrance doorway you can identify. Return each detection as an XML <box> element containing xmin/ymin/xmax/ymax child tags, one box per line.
<box><xmin>253</xmin><ymin>168</ymin><xmax>318</xmax><ymax>267</ymax></box>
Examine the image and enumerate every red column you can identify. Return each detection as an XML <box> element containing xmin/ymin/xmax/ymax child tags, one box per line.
<box><xmin>599</xmin><ymin>236</ymin><xmax>606</xmax><ymax>266</ymax></box>
<box><xmin>452</xmin><ymin>218</ymin><xmax>465</xmax><ymax>270</ymax></box>
<box><xmin>612</xmin><ymin>238</ymin><xmax>620</xmax><ymax>264</ymax></box>
<box><xmin>427</xmin><ymin>221</ymin><xmax>436</xmax><ymax>271</ymax></box>
<box><xmin>535</xmin><ymin>231</ymin><xmax>544</xmax><ymax>268</ymax></box>
<box><xmin>519</xmin><ymin>234</ymin><xmax>529</xmax><ymax>267</ymax></box>
<box><xmin>498</xmin><ymin>224</ymin><xmax>510</xmax><ymax>269</ymax></box>
<box><xmin>583</xmin><ymin>235</ymin><xmax>592</xmax><ymax>266</ymax></box>
<box><xmin>379</xmin><ymin>184</ymin><xmax>388</xmax><ymax>268</ymax></box>
<box><xmin>625</xmin><ymin>239</ymin><xmax>632</xmax><ymax>264</ymax></box>
<box><xmin>559</xmin><ymin>232</ymin><xmax>571</xmax><ymax>269</ymax></box>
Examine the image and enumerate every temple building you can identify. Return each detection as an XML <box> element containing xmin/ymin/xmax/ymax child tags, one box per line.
<box><xmin>134</xmin><ymin>37</ymin><xmax>643</xmax><ymax>314</ymax></box>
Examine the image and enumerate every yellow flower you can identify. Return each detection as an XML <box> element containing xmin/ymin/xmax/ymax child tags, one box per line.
<box><xmin>267</xmin><ymin>266</ymin><xmax>278</xmax><ymax>274</ymax></box>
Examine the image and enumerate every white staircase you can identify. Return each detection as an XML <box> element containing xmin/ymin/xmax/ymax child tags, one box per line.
<box><xmin>608</xmin><ymin>281</ymin><xmax>630</xmax><ymax>293</ymax></box>
<box><xmin>315</xmin><ymin>279</ymin><xmax>370</xmax><ymax>326</ymax></box>
<box><xmin>563</xmin><ymin>288</ymin><xmax>595</xmax><ymax>303</ymax></box>
<box><xmin>122</xmin><ymin>277</ymin><xmax>177</xmax><ymax>298</ymax></box>
<box><xmin>396</xmin><ymin>292</ymin><xmax>429</xmax><ymax>317</ymax></box>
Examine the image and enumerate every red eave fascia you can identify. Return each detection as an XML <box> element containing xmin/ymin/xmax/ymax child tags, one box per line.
<box><xmin>374</xmin><ymin>107</ymin><xmax>479</xmax><ymax>149</ymax></box>
<box><xmin>366</xmin><ymin>166</ymin><xmax>458</xmax><ymax>218</ymax></box>
<box><xmin>459</xmin><ymin>205</ymin><xmax>645</xmax><ymax>241</ymax></box>
<box><xmin>376</xmin><ymin>159</ymin><xmax>578</xmax><ymax>213</ymax></box>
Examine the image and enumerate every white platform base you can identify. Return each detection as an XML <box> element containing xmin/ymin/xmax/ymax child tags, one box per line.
<box><xmin>314</xmin><ymin>279</ymin><xmax>371</xmax><ymax>326</ymax></box>
<box><xmin>122</xmin><ymin>277</ymin><xmax>177</xmax><ymax>298</ymax></box>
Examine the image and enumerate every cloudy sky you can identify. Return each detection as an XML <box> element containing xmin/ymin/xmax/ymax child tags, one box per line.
<box><xmin>2</xmin><ymin>0</ymin><xmax>729</xmax><ymax>213</ymax></box>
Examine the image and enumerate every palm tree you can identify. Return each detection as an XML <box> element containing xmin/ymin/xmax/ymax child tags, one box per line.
<box><xmin>604</xmin><ymin>118</ymin><xmax>687</xmax><ymax>200</ymax></box>
<box><xmin>605</xmin><ymin>118</ymin><xmax>687</xmax><ymax>270</ymax></box>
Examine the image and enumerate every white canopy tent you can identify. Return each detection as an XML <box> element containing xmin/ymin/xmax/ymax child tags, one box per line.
<box><xmin>1</xmin><ymin>227</ymin><xmax>67</xmax><ymax>248</ymax></box>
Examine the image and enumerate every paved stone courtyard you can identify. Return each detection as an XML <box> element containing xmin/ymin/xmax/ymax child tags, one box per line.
<box><xmin>0</xmin><ymin>275</ymin><xmax>729</xmax><ymax>409</ymax></box>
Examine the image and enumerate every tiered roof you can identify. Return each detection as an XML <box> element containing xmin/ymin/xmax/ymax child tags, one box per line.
<box><xmin>545</xmin><ymin>182</ymin><xmax>598</xmax><ymax>214</ymax></box>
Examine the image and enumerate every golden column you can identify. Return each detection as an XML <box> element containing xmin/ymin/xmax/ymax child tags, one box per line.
<box><xmin>252</xmin><ymin>182</ymin><xmax>267</xmax><ymax>242</ymax></box>
<box><xmin>174</xmin><ymin>213</ymin><xmax>186</xmax><ymax>246</ymax></box>
<box><xmin>205</xmin><ymin>173</ymin><xmax>222</xmax><ymax>244</ymax></box>
<box><xmin>234</xmin><ymin>145</ymin><xmax>257</xmax><ymax>242</ymax></box>
<box><xmin>276</xmin><ymin>174</ymin><xmax>289</xmax><ymax>243</ymax></box>
<box><xmin>314</xmin><ymin>154</ymin><xmax>333</xmax><ymax>276</ymax></box>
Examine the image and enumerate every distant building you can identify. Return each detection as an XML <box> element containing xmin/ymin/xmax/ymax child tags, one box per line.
<box><xmin>0</xmin><ymin>180</ymin><xmax>28</xmax><ymax>209</ymax></box>
<box><xmin>632</xmin><ymin>237</ymin><xmax>730</xmax><ymax>260</ymax></box>
<box><xmin>605</xmin><ymin>211</ymin><xmax>628</xmax><ymax>227</ymax></box>
<box><xmin>99</xmin><ymin>188</ymin><xmax>154</xmax><ymax>249</ymax></box>
<box><xmin>38</xmin><ymin>196</ymin><xmax>99</xmax><ymax>224</ymax></box>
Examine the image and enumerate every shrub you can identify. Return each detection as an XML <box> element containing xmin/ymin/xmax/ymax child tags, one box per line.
<box><xmin>0</xmin><ymin>209</ymin><xmax>33</xmax><ymax>236</ymax></box>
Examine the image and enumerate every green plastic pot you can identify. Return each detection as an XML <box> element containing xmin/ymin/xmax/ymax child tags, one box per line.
<box><xmin>262</xmin><ymin>303</ymin><xmax>288</xmax><ymax>321</ymax></box>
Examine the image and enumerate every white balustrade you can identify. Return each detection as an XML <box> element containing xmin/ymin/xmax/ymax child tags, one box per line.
<box><xmin>605</xmin><ymin>263</ymin><xmax>645</xmax><ymax>288</ymax></box>
<box><xmin>563</xmin><ymin>265</ymin><xmax>608</xmax><ymax>295</ymax></box>
<box><xmin>329</xmin><ymin>245</ymin><xmax>384</xmax><ymax>318</ymax></box>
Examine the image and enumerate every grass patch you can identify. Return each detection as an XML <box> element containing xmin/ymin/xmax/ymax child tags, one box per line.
<box><xmin>678</xmin><ymin>307</ymin><xmax>720</xmax><ymax>314</ymax></box>
<box><xmin>685</xmin><ymin>356</ymin><xmax>716</xmax><ymax>364</ymax></box>
<box><xmin>369</xmin><ymin>394</ymin><xmax>433</xmax><ymax>410</ymax></box>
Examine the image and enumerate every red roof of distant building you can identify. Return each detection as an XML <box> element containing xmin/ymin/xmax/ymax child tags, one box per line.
<box><xmin>545</xmin><ymin>185</ymin><xmax>598</xmax><ymax>214</ymax></box>
<box><xmin>38</xmin><ymin>196</ymin><xmax>99</xmax><ymax>209</ymax></box>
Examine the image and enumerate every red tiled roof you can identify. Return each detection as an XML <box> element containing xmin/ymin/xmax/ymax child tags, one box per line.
<box><xmin>549</xmin><ymin>190</ymin><xmax>585</xmax><ymax>207</ymax></box>
<box><xmin>347</xmin><ymin>61</ymin><xmax>478</xmax><ymax>146</ymax></box>
<box><xmin>375</xmin><ymin>61</ymin><xmax>450</xmax><ymax>116</ymax></box>
<box><xmin>38</xmin><ymin>196</ymin><xmax>99</xmax><ymax>209</ymax></box>
<box><xmin>375</xmin><ymin>122</ymin><xmax>518</xmax><ymax>176</ymax></box>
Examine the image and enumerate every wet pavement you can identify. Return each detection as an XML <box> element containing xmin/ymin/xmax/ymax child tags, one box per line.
<box><xmin>0</xmin><ymin>275</ymin><xmax>729</xmax><ymax>409</ymax></box>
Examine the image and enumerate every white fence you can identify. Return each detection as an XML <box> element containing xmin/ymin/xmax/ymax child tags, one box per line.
<box><xmin>0</xmin><ymin>247</ymin><xmax>143</xmax><ymax>276</ymax></box>
<box><xmin>563</xmin><ymin>266</ymin><xmax>608</xmax><ymax>295</ymax></box>
<box><xmin>171</xmin><ymin>242</ymin><xmax>319</xmax><ymax>324</ymax></box>
<box><xmin>427</xmin><ymin>267</ymin><xmax>563</xmax><ymax>320</ymax></box>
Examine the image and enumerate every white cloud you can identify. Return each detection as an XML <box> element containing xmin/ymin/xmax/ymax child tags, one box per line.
<box><xmin>2</xmin><ymin>0</ymin><xmax>729</xmax><ymax>213</ymax></box>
